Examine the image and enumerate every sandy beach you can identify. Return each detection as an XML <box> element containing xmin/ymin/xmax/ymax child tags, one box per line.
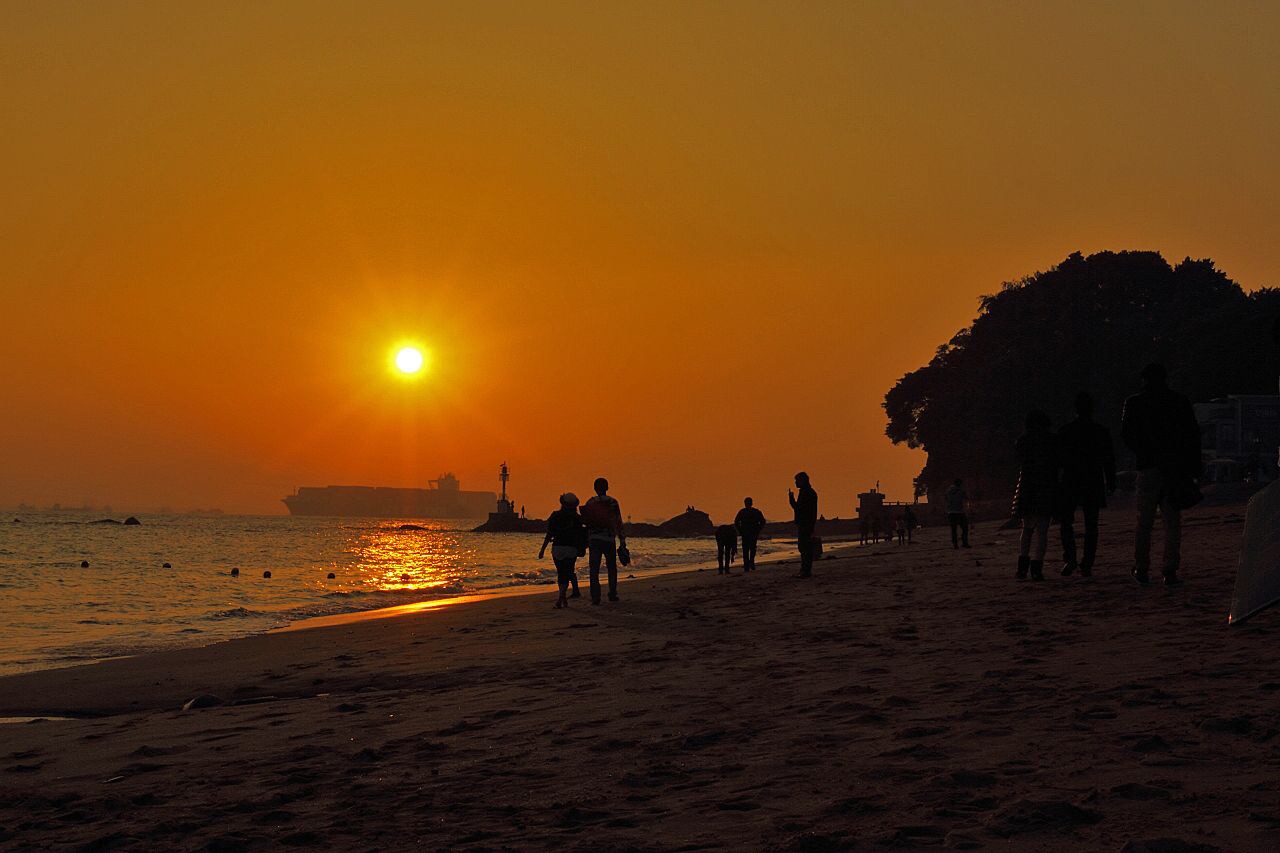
<box><xmin>2</xmin><ymin>502</ymin><xmax>1275</xmax><ymax>851</ymax></box>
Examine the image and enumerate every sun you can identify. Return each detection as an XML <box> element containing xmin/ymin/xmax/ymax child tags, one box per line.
<box><xmin>394</xmin><ymin>346</ymin><xmax>425</xmax><ymax>374</ymax></box>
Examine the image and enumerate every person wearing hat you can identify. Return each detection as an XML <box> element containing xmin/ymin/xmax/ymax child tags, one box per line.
<box><xmin>539</xmin><ymin>492</ymin><xmax>587</xmax><ymax>608</ymax></box>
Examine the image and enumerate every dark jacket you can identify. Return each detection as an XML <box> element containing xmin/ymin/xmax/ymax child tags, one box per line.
<box><xmin>1058</xmin><ymin>418</ymin><xmax>1117</xmax><ymax>509</ymax></box>
<box><xmin>1012</xmin><ymin>430</ymin><xmax>1058</xmax><ymax>518</ymax></box>
<box><xmin>790</xmin><ymin>486</ymin><xmax>818</xmax><ymax>529</ymax></box>
<box><xmin>734</xmin><ymin>506</ymin><xmax>766</xmax><ymax>538</ymax></box>
<box><xmin>546</xmin><ymin>508</ymin><xmax>587</xmax><ymax>548</ymax></box>
<box><xmin>1121</xmin><ymin>387</ymin><xmax>1201</xmax><ymax>476</ymax></box>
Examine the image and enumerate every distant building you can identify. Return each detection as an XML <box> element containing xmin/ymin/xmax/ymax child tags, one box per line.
<box><xmin>1195</xmin><ymin>395</ymin><xmax>1280</xmax><ymax>482</ymax></box>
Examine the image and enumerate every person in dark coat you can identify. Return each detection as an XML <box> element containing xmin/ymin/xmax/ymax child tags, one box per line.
<box><xmin>734</xmin><ymin>497</ymin><xmax>766</xmax><ymax>571</ymax></box>
<box><xmin>788</xmin><ymin>472</ymin><xmax>818</xmax><ymax>578</ymax></box>
<box><xmin>1012</xmin><ymin>410</ymin><xmax>1058</xmax><ymax>581</ymax></box>
<box><xmin>1058</xmin><ymin>392</ymin><xmax>1117</xmax><ymax>577</ymax></box>
<box><xmin>715</xmin><ymin>524</ymin><xmax>738</xmax><ymax>574</ymax></box>
<box><xmin>1121</xmin><ymin>363</ymin><xmax>1201</xmax><ymax>585</ymax></box>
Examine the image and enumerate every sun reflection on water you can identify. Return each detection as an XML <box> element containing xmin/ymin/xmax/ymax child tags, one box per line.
<box><xmin>350</xmin><ymin>524</ymin><xmax>472</xmax><ymax>592</ymax></box>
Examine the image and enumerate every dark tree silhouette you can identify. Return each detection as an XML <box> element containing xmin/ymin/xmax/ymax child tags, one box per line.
<box><xmin>885</xmin><ymin>250</ymin><xmax>1279</xmax><ymax>501</ymax></box>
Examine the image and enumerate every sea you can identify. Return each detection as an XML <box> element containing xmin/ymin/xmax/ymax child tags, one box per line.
<box><xmin>0</xmin><ymin>512</ymin><xmax>788</xmax><ymax>676</ymax></box>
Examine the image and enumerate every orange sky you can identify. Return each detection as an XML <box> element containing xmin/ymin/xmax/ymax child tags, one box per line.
<box><xmin>1</xmin><ymin>1</ymin><xmax>1276</xmax><ymax>521</ymax></box>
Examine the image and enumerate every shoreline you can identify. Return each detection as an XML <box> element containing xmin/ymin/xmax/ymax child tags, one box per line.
<box><xmin>0</xmin><ymin>543</ymin><xmax>807</xmax><ymax>699</ymax></box>
<box><xmin>0</xmin><ymin>529</ymin><xmax>804</xmax><ymax>680</ymax></box>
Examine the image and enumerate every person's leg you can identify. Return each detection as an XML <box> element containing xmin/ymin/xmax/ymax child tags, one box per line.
<box><xmin>1060</xmin><ymin>505</ymin><xmax>1078</xmax><ymax>575</ymax></box>
<box><xmin>949</xmin><ymin>515</ymin><xmax>959</xmax><ymax>548</ymax></box>
<box><xmin>554</xmin><ymin>557</ymin><xmax>573</xmax><ymax>606</ymax></box>
<box><xmin>798</xmin><ymin>527</ymin><xmax>814</xmax><ymax>575</ymax></box>
<box><xmin>1161</xmin><ymin>495</ymin><xmax>1182</xmax><ymax>582</ymax></box>
<box><xmin>1017</xmin><ymin>518</ymin><xmax>1032</xmax><ymax>578</ymax></box>
<box><xmin>570</xmin><ymin>566</ymin><xmax>581</xmax><ymax>597</ymax></box>
<box><xmin>960</xmin><ymin>514</ymin><xmax>970</xmax><ymax>547</ymax></box>
<box><xmin>743</xmin><ymin>536</ymin><xmax>756</xmax><ymax>570</ymax></box>
<box><xmin>588</xmin><ymin>542</ymin><xmax>603</xmax><ymax>603</ymax></box>
<box><xmin>1030</xmin><ymin>515</ymin><xmax>1049</xmax><ymax>580</ymax></box>
<box><xmin>1133</xmin><ymin>470</ymin><xmax>1159</xmax><ymax>582</ymax></box>
<box><xmin>605</xmin><ymin>542</ymin><xmax>619</xmax><ymax>599</ymax></box>
<box><xmin>717</xmin><ymin>543</ymin><xmax>725</xmax><ymax>573</ymax></box>
<box><xmin>1080</xmin><ymin>504</ymin><xmax>1100</xmax><ymax>576</ymax></box>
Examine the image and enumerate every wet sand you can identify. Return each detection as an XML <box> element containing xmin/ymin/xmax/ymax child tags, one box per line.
<box><xmin>2</xmin><ymin>503</ymin><xmax>1276</xmax><ymax>851</ymax></box>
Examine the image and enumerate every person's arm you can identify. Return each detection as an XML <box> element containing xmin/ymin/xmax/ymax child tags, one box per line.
<box><xmin>1181</xmin><ymin>397</ymin><xmax>1203</xmax><ymax>478</ymax></box>
<box><xmin>1120</xmin><ymin>397</ymin><xmax>1140</xmax><ymax>455</ymax></box>
<box><xmin>538</xmin><ymin>514</ymin><xmax>554</xmax><ymax>559</ymax></box>
<box><xmin>1101</xmin><ymin>426</ymin><xmax>1117</xmax><ymax>492</ymax></box>
<box><xmin>613</xmin><ymin>500</ymin><xmax>626</xmax><ymax>545</ymax></box>
<box><xmin>788</xmin><ymin>490</ymin><xmax>797</xmax><ymax>510</ymax></box>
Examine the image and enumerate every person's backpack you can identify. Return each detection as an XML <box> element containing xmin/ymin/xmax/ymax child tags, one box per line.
<box><xmin>580</xmin><ymin>499</ymin><xmax>616</xmax><ymax>530</ymax></box>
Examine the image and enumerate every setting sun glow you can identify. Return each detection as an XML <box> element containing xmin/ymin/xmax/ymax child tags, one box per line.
<box><xmin>394</xmin><ymin>346</ymin><xmax>425</xmax><ymax>375</ymax></box>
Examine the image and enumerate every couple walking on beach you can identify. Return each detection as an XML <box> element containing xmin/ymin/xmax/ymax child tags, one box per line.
<box><xmin>538</xmin><ymin>477</ymin><xmax>628</xmax><ymax>608</ymax></box>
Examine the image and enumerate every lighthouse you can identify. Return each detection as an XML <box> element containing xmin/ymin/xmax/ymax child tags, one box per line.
<box><xmin>495</xmin><ymin>462</ymin><xmax>515</xmax><ymax>515</ymax></box>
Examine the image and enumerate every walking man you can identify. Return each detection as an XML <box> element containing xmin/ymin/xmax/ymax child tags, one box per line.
<box><xmin>1121</xmin><ymin>364</ymin><xmax>1201</xmax><ymax>585</ymax></box>
<box><xmin>789</xmin><ymin>472</ymin><xmax>819</xmax><ymax>577</ymax></box>
<box><xmin>582</xmin><ymin>477</ymin><xmax>626</xmax><ymax>603</ymax></box>
<box><xmin>945</xmin><ymin>478</ymin><xmax>970</xmax><ymax>548</ymax></box>
<box><xmin>734</xmin><ymin>497</ymin><xmax>766</xmax><ymax>571</ymax></box>
<box><xmin>1058</xmin><ymin>391</ymin><xmax>1117</xmax><ymax>577</ymax></box>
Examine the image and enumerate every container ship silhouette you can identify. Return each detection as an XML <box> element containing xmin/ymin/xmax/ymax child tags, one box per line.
<box><xmin>282</xmin><ymin>473</ymin><xmax>496</xmax><ymax>519</ymax></box>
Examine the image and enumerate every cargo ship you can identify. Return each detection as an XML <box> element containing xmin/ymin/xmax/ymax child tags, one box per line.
<box><xmin>282</xmin><ymin>473</ymin><xmax>496</xmax><ymax>519</ymax></box>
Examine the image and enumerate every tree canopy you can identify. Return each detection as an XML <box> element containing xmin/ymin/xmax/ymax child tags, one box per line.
<box><xmin>884</xmin><ymin>250</ymin><xmax>1279</xmax><ymax>500</ymax></box>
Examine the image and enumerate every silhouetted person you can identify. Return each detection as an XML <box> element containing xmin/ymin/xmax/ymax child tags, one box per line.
<box><xmin>1057</xmin><ymin>392</ymin><xmax>1117</xmax><ymax>577</ymax></box>
<box><xmin>895</xmin><ymin>515</ymin><xmax>906</xmax><ymax>545</ymax></box>
<box><xmin>789</xmin><ymin>472</ymin><xmax>818</xmax><ymax>577</ymax></box>
<box><xmin>734</xmin><ymin>497</ymin><xmax>766</xmax><ymax>571</ymax></box>
<box><xmin>1012</xmin><ymin>410</ymin><xmax>1058</xmax><ymax>581</ymax></box>
<box><xmin>903</xmin><ymin>505</ymin><xmax>917</xmax><ymax>544</ymax></box>
<box><xmin>870</xmin><ymin>515</ymin><xmax>881</xmax><ymax>543</ymax></box>
<box><xmin>859</xmin><ymin>515</ymin><xmax>869</xmax><ymax>544</ymax></box>
<box><xmin>945</xmin><ymin>479</ymin><xmax>970</xmax><ymax>548</ymax></box>
<box><xmin>1121</xmin><ymin>363</ymin><xmax>1201</xmax><ymax>585</ymax></box>
<box><xmin>539</xmin><ymin>493</ymin><xmax>585</xmax><ymax>607</ymax></box>
<box><xmin>582</xmin><ymin>477</ymin><xmax>626</xmax><ymax>603</ymax></box>
<box><xmin>715</xmin><ymin>525</ymin><xmax>738</xmax><ymax>573</ymax></box>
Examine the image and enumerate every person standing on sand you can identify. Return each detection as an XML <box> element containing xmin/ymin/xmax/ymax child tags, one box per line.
<box><xmin>1012</xmin><ymin>410</ymin><xmax>1058</xmax><ymax>581</ymax></box>
<box><xmin>538</xmin><ymin>493</ymin><xmax>586</xmax><ymax>608</ymax></box>
<box><xmin>945</xmin><ymin>479</ymin><xmax>970</xmax><ymax>548</ymax></box>
<box><xmin>1057</xmin><ymin>391</ymin><xmax>1117</xmax><ymax>577</ymax></box>
<box><xmin>789</xmin><ymin>472</ymin><xmax>818</xmax><ymax>578</ymax></box>
<box><xmin>1121</xmin><ymin>363</ymin><xmax>1202</xmax><ymax>586</ymax></box>
<box><xmin>903</xmin><ymin>505</ymin><xmax>917</xmax><ymax>544</ymax></box>
<box><xmin>734</xmin><ymin>497</ymin><xmax>766</xmax><ymax>571</ymax></box>
<box><xmin>582</xmin><ymin>477</ymin><xmax>626</xmax><ymax>603</ymax></box>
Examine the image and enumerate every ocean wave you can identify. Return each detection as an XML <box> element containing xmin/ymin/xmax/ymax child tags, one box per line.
<box><xmin>207</xmin><ymin>607</ymin><xmax>266</xmax><ymax>620</ymax></box>
<box><xmin>322</xmin><ymin>583</ymin><xmax>467</xmax><ymax>600</ymax></box>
